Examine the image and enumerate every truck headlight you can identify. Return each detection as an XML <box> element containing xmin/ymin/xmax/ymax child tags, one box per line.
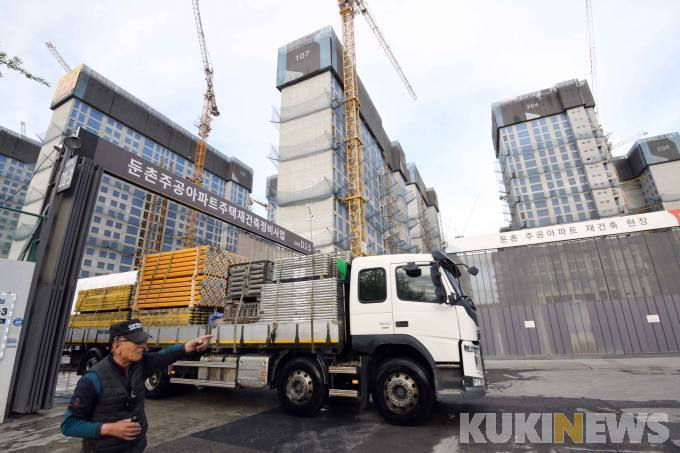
<box><xmin>472</xmin><ymin>377</ymin><xmax>484</xmax><ymax>387</ymax></box>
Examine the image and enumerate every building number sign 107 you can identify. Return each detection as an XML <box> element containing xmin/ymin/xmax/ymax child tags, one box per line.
<box><xmin>295</xmin><ymin>49</ymin><xmax>311</xmax><ymax>62</ymax></box>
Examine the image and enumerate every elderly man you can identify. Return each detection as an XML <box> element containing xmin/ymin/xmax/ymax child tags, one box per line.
<box><xmin>61</xmin><ymin>319</ymin><xmax>210</xmax><ymax>452</ymax></box>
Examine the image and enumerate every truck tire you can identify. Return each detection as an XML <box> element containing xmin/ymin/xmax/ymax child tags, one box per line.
<box><xmin>81</xmin><ymin>348</ymin><xmax>104</xmax><ymax>374</ymax></box>
<box><xmin>276</xmin><ymin>357</ymin><xmax>327</xmax><ymax>417</ymax></box>
<box><xmin>373</xmin><ymin>358</ymin><xmax>434</xmax><ymax>425</ymax></box>
<box><xmin>145</xmin><ymin>369</ymin><xmax>172</xmax><ymax>399</ymax></box>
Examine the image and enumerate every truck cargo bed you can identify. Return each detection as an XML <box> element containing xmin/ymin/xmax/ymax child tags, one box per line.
<box><xmin>64</xmin><ymin>318</ymin><xmax>344</xmax><ymax>351</ymax></box>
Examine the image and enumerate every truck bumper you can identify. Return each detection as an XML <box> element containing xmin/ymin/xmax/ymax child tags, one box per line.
<box><xmin>462</xmin><ymin>375</ymin><xmax>487</xmax><ymax>399</ymax></box>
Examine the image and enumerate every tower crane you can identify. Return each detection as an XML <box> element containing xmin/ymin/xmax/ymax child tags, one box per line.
<box><xmin>337</xmin><ymin>0</ymin><xmax>416</xmax><ymax>256</ymax></box>
<box><xmin>182</xmin><ymin>0</ymin><xmax>220</xmax><ymax>247</ymax></box>
<box><xmin>45</xmin><ymin>41</ymin><xmax>72</xmax><ymax>73</ymax></box>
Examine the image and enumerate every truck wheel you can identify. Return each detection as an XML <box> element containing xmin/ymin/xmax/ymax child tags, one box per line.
<box><xmin>145</xmin><ymin>370</ymin><xmax>172</xmax><ymax>399</ymax></box>
<box><xmin>374</xmin><ymin>358</ymin><xmax>434</xmax><ymax>425</ymax></box>
<box><xmin>81</xmin><ymin>348</ymin><xmax>103</xmax><ymax>373</ymax></box>
<box><xmin>277</xmin><ymin>357</ymin><xmax>327</xmax><ymax>417</ymax></box>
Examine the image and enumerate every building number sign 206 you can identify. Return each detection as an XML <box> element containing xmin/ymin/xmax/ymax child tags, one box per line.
<box><xmin>295</xmin><ymin>49</ymin><xmax>311</xmax><ymax>62</ymax></box>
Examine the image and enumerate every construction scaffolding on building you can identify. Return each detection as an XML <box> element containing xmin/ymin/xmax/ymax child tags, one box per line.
<box><xmin>271</xmin><ymin>26</ymin><xmax>443</xmax><ymax>255</ymax></box>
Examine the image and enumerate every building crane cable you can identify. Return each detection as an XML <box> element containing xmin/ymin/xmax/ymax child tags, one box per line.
<box><xmin>337</xmin><ymin>0</ymin><xmax>416</xmax><ymax>256</ymax></box>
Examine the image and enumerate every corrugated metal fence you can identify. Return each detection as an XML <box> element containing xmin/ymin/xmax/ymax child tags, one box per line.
<box><xmin>455</xmin><ymin>228</ymin><xmax>680</xmax><ymax>357</ymax></box>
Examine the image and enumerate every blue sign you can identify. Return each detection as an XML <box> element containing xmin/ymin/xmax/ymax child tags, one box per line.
<box><xmin>12</xmin><ymin>317</ymin><xmax>23</xmax><ymax>327</ymax></box>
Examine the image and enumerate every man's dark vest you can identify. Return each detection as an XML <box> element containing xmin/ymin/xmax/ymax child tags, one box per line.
<box><xmin>82</xmin><ymin>356</ymin><xmax>148</xmax><ymax>453</ymax></box>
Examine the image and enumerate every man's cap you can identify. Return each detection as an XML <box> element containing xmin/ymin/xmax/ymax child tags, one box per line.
<box><xmin>110</xmin><ymin>318</ymin><xmax>151</xmax><ymax>343</ymax></box>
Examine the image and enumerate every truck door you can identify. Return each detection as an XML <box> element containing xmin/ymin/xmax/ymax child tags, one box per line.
<box><xmin>390</xmin><ymin>262</ymin><xmax>460</xmax><ymax>363</ymax></box>
<box><xmin>349</xmin><ymin>264</ymin><xmax>394</xmax><ymax>335</ymax></box>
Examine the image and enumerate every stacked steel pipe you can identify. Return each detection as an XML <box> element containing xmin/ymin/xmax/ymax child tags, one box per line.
<box><xmin>133</xmin><ymin>246</ymin><xmax>247</xmax><ymax>326</ymax></box>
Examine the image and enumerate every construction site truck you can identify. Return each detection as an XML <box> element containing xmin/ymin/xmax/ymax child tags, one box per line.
<box><xmin>64</xmin><ymin>250</ymin><xmax>485</xmax><ymax>425</ymax></box>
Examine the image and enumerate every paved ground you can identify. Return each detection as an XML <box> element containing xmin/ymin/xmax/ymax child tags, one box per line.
<box><xmin>1</xmin><ymin>356</ymin><xmax>679</xmax><ymax>452</ymax></box>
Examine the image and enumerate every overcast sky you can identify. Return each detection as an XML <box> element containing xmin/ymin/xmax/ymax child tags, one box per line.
<box><xmin>1</xmin><ymin>0</ymin><xmax>679</xmax><ymax>242</ymax></box>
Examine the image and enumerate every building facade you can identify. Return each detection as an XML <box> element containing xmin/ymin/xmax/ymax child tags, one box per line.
<box><xmin>10</xmin><ymin>65</ymin><xmax>256</xmax><ymax>277</ymax></box>
<box><xmin>273</xmin><ymin>27</ymin><xmax>441</xmax><ymax>254</ymax></box>
<box><xmin>0</xmin><ymin>126</ymin><xmax>40</xmax><ymax>258</ymax></box>
<box><xmin>265</xmin><ymin>175</ymin><xmax>277</xmax><ymax>222</ymax></box>
<box><xmin>492</xmin><ymin>79</ymin><xmax>626</xmax><ymax>230</ymax></box>
<box><xmin>450</xmin><ymin>209</ymin><xmax>680</xmax><ymax>358</ymax></box>
<box><xmin>615</xmin><ymin>132</ymin><xmax>680</xmax><ymax>213</ymax></box>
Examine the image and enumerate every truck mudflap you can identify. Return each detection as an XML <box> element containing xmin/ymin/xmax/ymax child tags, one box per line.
<box><xmin>434</xmin><ymin>341</ymin><xmax>486</xmax><ymax>400</ymax></box>
<box><xmin>460</xmin><ymin>340</ymin><xmax>486</xmax><ymax>398</ymax></box>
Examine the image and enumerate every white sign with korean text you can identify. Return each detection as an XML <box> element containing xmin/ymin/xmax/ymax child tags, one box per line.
<box><xmin>450</xmin><ymin>210</ymin><xmax>680</xmax><ymax>253</ymax></box>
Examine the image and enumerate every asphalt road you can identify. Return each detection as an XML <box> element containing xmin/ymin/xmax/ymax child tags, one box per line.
<box><xmin>1</xmin><ymin>356</ymin><xmax>679</xmax><ymax>452</ymax></box>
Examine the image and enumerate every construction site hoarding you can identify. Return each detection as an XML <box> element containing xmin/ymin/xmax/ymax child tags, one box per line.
<box><xmin>77</xmin><ymin>130</ymin><xmax>313</xmax><ymax>255</ymax></box>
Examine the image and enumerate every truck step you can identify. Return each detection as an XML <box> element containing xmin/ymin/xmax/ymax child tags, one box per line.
<box><xmin>170</xmin><ymin>377</ymin><xmax>236</xmax><ymax>388</ymax></box>
<box><xmin>329</xmin><ymin>389</ymin><xmax>358</xmax><ymax>398</ymax></box>
<box><xmin>437</xmin><ymin>389</ymin><xmax>463</xmax><ymax>396</ymax></box>
<box><xmin>172</xmin><ymin>360</ymin><xmax>236</xmax><ymax>369</ymax></box>
<box><xmin>328</xmin><ymin>366</ymin><xmax>357</xmax><ymax>375</ymax></box>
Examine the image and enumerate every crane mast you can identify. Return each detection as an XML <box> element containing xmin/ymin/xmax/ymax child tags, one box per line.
<box><xmin>339</xmin><ymin>0</ymin><xmax>367</xmax><ymax>256</ymax></box>
<box><xmin>183</xmin><ymin>0</ymin><xmax>220</xmax><ymax>247</ymax></box>
<box><xmin>337</xmin><ymin>0</ymin><xmax>416</xmax><ymax>256</ymax></box>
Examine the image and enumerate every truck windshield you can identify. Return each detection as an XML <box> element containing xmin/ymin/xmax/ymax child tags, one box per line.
<box><xmin>441</xmin><ymin>266</ymin><xmax>463</xmax><ymax>299</ymax></box>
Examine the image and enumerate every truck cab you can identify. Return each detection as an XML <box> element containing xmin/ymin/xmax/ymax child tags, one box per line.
<box><xmin>345</xmin><ymin>251</ymin><xmax>486</xmax><ymax>423</ymax></box>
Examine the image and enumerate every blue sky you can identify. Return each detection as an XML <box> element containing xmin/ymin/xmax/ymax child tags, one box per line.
<box><xmin>1</xmin><ymin>0</ymin><xmax>679</xmax><ymax>241</ymax></box>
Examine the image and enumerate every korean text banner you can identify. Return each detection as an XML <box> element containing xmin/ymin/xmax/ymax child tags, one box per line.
<box><xmin>450</xmin><ymin>209</ymin><xmax>680</xmax><ymax>253</ymax></box>
<box><xmin>91</xmin><ymin>142</ymin><xmax>313</xmax><ymax>255</ymax></box>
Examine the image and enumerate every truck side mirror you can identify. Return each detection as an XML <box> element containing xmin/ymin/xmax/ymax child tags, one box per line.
<box><xmin>430</xmin><ymin>264</ymin><xmax>447</xmax><ymax>303</ymax></box>
<box><xmin>467</xmin><ymin>266</ymin><xmax>479</xmax><ymax>276</ymax></box>
<box><xmin>434</xmin><ymin>286</ymin><xmax>447</xmax><ymax>303</ymax></box>
<box><xmin>404</xmin><ymin>262</ymin><xmax>421</xmax><ymax>277</ymax></box>
<box><xmin>430</xmin><ymin>264</ymin><xmax>442</xmax><ymax>284</ymax></box>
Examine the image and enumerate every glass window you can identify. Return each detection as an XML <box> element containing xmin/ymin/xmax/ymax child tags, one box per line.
<box><xmin>395</xmin><ymin>265</ymin><xmax>439</xmax><ymax>303</ymax></box>
<box><xmin>358</xmin><ymin>268</ymin><xmax>387</xmax><ymax>303</ymax></box>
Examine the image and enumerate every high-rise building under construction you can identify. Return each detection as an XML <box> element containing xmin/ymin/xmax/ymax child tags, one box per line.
<box><xmin>0</xmin><ymin>126</ymin><xmax>40</xmax><ymax>259</ymax></box>
<box><xmin>493</xmin><ymin>79</ymin><xmax>627</xmax><ymax>230</ymax></box>
<box><xmin>9</xmin><ymin>65</ymin><xmax>260</xmax><ymax>277</ymax></box>
<box><xmin>271</xmin><ymin>27</ymin><xmax>442</xmax><ymax>254</ymax></box>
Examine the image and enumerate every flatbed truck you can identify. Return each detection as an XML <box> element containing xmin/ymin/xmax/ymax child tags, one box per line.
<box><xmin>64</xmin><ymin>251</ymin><xmax>485</xmax><ymax>425</ymax></box>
